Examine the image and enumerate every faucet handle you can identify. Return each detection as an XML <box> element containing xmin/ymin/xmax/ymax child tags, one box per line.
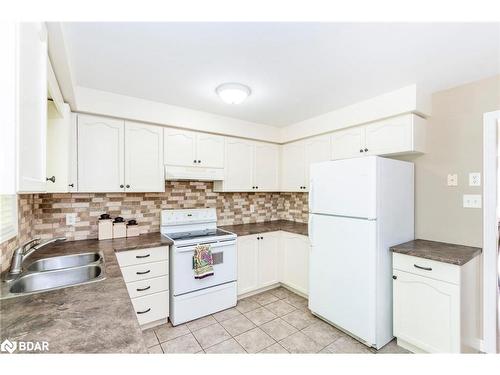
<box><xmin>21</xmin><ymin>238</ymin><xmax>41</xmax><ymax>253</ymax></box>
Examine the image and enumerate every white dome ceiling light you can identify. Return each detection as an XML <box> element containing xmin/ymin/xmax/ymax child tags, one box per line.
<box><xmin>215</xmin><ymin>83</ymin><xmax>251</xmax><ymax>104</ymax></box>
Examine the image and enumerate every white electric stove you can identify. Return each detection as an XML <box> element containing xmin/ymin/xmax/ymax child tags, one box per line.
<box><xmin>161</xmin><ymin>208</ymin><xmax>237</xmax><ymax>326</ymax></box>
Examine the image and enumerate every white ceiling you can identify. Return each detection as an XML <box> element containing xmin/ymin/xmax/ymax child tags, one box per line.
<box><xmin>61</xmin><ymin>22</ymin><xmax>500</xmax><ymax>127</ymax></box>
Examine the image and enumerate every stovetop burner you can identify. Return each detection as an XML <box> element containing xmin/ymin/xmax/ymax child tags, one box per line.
<box><xmin>166</xmin><ymin>228</ymin><xmax>231</xmax><ymax>242</ymax></box>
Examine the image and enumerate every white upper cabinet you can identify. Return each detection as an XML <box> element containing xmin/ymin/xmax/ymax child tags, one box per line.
<box><xmin>331</xmin><ymin>114</ymin><xmax>426</xmax><ymax>160</ymax></box>
<box><xmin>196</xmin><ymin>133</ymin><xmax>224</xmax><ymax>168</ymax></box>
<box><xmin>280</xmin><ymin>141</ymin><xmax>306</xmax><ymax>192</ymax></box>
<box><xmin>164</xmin><ymin>128</ymin><xmax>197</xmax><ymax>167</ymax></box>
<box><xmin>304</xmin><ymin>135</ymin><xmax>331</xmax><ymax>189</ymax></box>
<box><xmin>17</xmin><ymin>22</ymin><xmax>48</xmax><ymax>192</ymax></box>
<box><xmin>330</xmin><ymin>126</ymin><xmax>365</xmax><ymax>160</ymax></box>
<box><xmin>125</xmin><ymin>122</ymin><xmax>164</xmax><ymax>192</ymax></box>
<box><xmin>253</xmin><ymin>142</ymin><xmax>280</xmax><ymax>191</ymax></box>
<box><xmin>214</xmin><ymin>137</ymin><xmax>280</xmax><ymax>192</ymax></box>
<box><xmin>78</xmin><ymin>115</ymin><xmax>125</xmax><ymax>192</ymax></box>
<box><xmin>164</xmin><ymin>129</ymin><xmax>224</xmax><ymax>168</ymax></box>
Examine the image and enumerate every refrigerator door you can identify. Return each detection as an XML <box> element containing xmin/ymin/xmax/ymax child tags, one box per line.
<box><xmin>309</xmin><ymin>157</ymin><xmax>377</xmax><ymax>219</ymax></box>
<box><xmin>308</xmin><ymin>213</ymin><xmax>377</xmax><ymax>345</ymax></box>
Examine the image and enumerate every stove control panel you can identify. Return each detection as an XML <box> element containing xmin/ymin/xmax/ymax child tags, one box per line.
<box><xmin>161</xmin><ymin>208</ymin><xmax>217</xmax><ymax>226</ymax></box>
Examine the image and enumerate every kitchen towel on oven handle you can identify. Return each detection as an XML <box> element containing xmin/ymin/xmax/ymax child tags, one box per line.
<box><xmin>193</xmin><ymin>244</ymin><xmax>214</xmax><ymax>279</ymax></box>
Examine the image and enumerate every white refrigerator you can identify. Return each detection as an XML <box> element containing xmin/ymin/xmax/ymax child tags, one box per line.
<box><xmin>308</xmin><ymin>156</ymin><xmax>414</xmax><ymax>349</ymax></box>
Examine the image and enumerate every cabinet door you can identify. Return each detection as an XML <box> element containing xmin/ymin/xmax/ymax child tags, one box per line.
<box><xmin>164</xmin><ymin>128</ymin><xmax>196</xmax><ymax>167</ymax></box>
<box><xmin>223</xmin><ymin>138</ymin><xmax>254</xmax><ymax>191</ymax></box>
<box><xmin>254</xmin><ymin>142</ymin><xmax>280</xmax><ymax>192</ymax></box>
<box><xmin>330</xmin><ymin>127</ymin><xmax>365</xmax><ymax>160</ymax></box>
<box><xmin>237</xmin><ymin>235</ymin><xmax>259</xmax><ymax>295</ymax></box>
<box><xmin>257</xmin><ymin>232</ymin><xmax>280</xmax><ymax>288</ymax></box>
<box><xmin>393</xmin><ymin>269</ymin><xmax>460</xmax><ymax>353</ymax></box>
<box><xmin>125</xmin><ymin>122</ymin><xmax>164</xmax><ymax>192</ymax></box>
<box><xmin>77</xmin><ymin>115</ymin><xmax>125</xmax><ymax>192</ymax></box>
<box><xmin>304</xmin><ymin>135</ymin><xmax>331</xmax><ymax>191</ymax></box>
<box><xmin>280</xmin><ymin>141</ymin><xmax>306</xmax><ymax>192</ymax></box>
<box><xmin>17</xmin><ymin>22</ymin><xmax>47</xmax><ymax>192</ymax></box>
<box><xmin>282</xmin><ymin>233</ymin><xmax>310</xmax><ymax>295</ymax></box>
<box><xmin>196</xmin><ymin>133</ymin><xmax>224</xmax><ymax>168</ymax></box>
<box><xmin>364</xmin><ymin>116</ymin><xmax>413</xmax><ymax>156</ymax></box>
<box><xmin>46</xmin><ymin>102</ymin><xmax>71</xmax><ymax>192</ymax></box>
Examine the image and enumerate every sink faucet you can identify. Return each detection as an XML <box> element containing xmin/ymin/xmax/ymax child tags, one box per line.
<box><xmin>5</xmin><ymin>237</ymin><xmax>66</xmax><ymax>280</ymax></box>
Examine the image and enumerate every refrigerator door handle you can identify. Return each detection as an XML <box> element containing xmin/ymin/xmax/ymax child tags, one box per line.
<box><xmin>308</xmin><ymin>215</ymin><xmax>314</xmax><ymax>246</ymax></box>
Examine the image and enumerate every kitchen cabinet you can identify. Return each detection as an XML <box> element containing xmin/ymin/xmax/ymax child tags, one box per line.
<box><xmin>214</xmin><ymin>137</ymin><xmax>280</xmax><ymax>192</ymax></box>
<box><xmin>237</xmin><ymin>231</ymin><xmax>309</xmax><ymax>297</ymax></box>
<box><xmin>46</xmin><ymin>102</ymin><xmax>77</xmax><ymax>192</ymax></box>
<box><xmin>124</xmin><ymin>121</ymin><xmax>164</xmax><ymax>192</ymax></box>
<box><xmin>281</xmin><ymin>232</ymin><xmax>309</xmax><ymax>295</ymax></box>
<box><xmin>281</xmin><ymin>135</ymin><xmax>330</xmax><ymax>192</ymax></box>
<box><xmin>392</xmin><ymin>253</ymin><xmax>479</xmax><ymax>353</ymax></box>
<box><xmin>77</xmin><ymin>114</ymin><xmax>164</xmax><ymax>192</ymax></box>
<box><xmin>331</xmin><ymin>114</ymin><xmax>426</xmax><ymax>160</ymax></box>
<box><xmin>17</xmin><ymin>22</ymin><xmax>48</xmax><ymax>193</ymax></box>
<box><xmin>78</xmin><ymin>114</ymin><xmax>125</xmax><ymax>192</ymax></box>
<box><xmin>164</xmin><ymin>128</ymin><xmax>224</xmax><ymax>168</ymax></box>
<box><xmin>116</xmin><ymin>246</ymin><xmax>169</xmax><ymax>328</ymax></box>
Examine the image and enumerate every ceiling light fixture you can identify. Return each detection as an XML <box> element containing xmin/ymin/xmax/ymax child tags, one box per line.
<box><xmin>215</xmin><ymin>83</ymin><xmax>251</xmax><ymax>104</ymax></box>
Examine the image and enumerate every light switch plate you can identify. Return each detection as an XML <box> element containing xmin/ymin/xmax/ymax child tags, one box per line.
<box><xmin>469</xmin><ymin>172</ymin><xmax>481</xmax><ymax>186</ymax></box>
<box><xmin>66</xmin><ymin>213</ymin><xmax>77</xmax><ymax>226</ymax></box>
<box><xmin>463</xmin><ymin>194</ymin><xmax>482</xmax><ymax>208</ymax></box>
<box><xmin>447</xmin><ymin>174</ymin><xmax>458</xmax><ymax>186</ymax></box>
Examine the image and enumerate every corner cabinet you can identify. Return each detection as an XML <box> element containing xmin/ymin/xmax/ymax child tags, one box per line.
<box><xmin>17</xmin><ymin>22</ymin><xmax>48</xmax><ymax>193</ymax></box>
<box><xmin>77</xmin><ymin>114</ymin><xmax>164</xmax><ymax>192</ymax></box>
<box><xmin>392</xmin><ymin>253</ymin><xmax>479</xmax><ymax>353</ymax></box>
<box><xmin>331</xmin><ymin>114</ymin><xmax>426</xmax><ymax>160</ymax></box>
<box><xmin>237</xmin><ymin>231</ymin><xmax>309</xmax><ymax>297</ymax></box>
<box><xmin>281</xmin><ymin>135</ymin><xmax>330</xmax><ymax>192</ymax></box>
<box><xmin>214</xmin><ymin>137</ymin><xmax>280</xmax><ymax>192</ymax></box>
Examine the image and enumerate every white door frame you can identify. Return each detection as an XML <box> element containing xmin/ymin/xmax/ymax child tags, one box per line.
<box><xmin>483</xmin><ymin>110</ymin><xmax>500</xmax><ymax>353</ymax></box>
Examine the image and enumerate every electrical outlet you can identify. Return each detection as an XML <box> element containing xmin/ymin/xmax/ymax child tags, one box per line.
<box><xmin>447</xmin><ymin>174</ymin><xmax>458</xmax><ymax>186</ymax></box>
<box><xmin>463</xmin><ymin>194</ymin><xmax>482</xmax><ymax>208</ymax></box>
<box><xmin>469</xmin><ymin>172</ymin><xmax>481</xmax><ymax>187</ymax></box>
<box><xmin>66</xmin><ymin>213</ymin><xmax>77</xmax><ymax>226</ymax></box>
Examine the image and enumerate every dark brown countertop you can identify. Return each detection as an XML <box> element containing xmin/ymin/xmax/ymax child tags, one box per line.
<box><xmin>220</xmin><ymin>220</ymin><xmax>308</xmax><ymax>237</ymax></box>
<box><xmin>391</xmin><ymin>239</ymin><xmax>482</xmax><ymax>266</ymax></box>
<box><xmin>0</xmin><ymin>232</ymin><xmax>172</xmax><ymax>353</ymax></box>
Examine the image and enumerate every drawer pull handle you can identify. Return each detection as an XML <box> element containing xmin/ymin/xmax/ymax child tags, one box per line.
<box><xmin>136</xmin><ymin>254</ymin><xmax>151</xmax><ymax>259</ymax></box>
<box><xmin>136</xmin><ymin>270</ymin><xmax>151</xmax><ymax>275</ymax></box>
<box><xmin>136</xmin><ymin>286</ymin><xmax>151</xmax><ymax>292</ymax></box>
<box><xmin>414</xmin><ymin>264</ymin><xmax>432</xmax><ymax>271</ymax></box>
<box><xmin>137</xmin><ymin>308</ymin><xmax>151</xmax><ymax>315</ymax></box>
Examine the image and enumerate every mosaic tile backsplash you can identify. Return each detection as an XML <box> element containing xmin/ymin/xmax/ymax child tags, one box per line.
<box><xmin>1</xmin><ymin>182</ymin><xmax>308</xmax><ymax>272</ymax></box>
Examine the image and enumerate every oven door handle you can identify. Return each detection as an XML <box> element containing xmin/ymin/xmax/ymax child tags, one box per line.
<box><xmin>175</xmin><ymin>240</ymin><xmax>236</xmax><ymax>253</ymax></box>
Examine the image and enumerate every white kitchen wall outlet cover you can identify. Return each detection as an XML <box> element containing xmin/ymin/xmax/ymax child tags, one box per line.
<box><xmin>215</xmin><ymin>83</ymin><xmax>251</xmax><ymax>104</ymax></box>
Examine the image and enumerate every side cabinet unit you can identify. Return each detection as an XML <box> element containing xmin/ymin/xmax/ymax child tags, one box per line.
<box><xmin>116</xmin><ymin>246</ymin><xmax>170</xmax><ymax>329</ymax></box>
<box><xmin>392</xmin><ymin>253</ymin><xmax>480</xmax><ymax>353</ymax></box>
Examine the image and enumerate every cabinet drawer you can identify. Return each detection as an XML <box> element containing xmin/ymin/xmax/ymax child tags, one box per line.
<box><xmin>121</xmin><ymin>260</ymin><xmax>169</xmax><ymax>283</ymax></box>
<box><xmin>131</xmin><ymin>291</ymin><xmax>169</xmax><ymax>326</ymax></box>
<box><xmin>126</xmin><ymin>275</ymin><xmax>169</xmax><ymax>299</ymax></box>
<box><xmin>116</xmin><ymin>246</ymin><xmax>168</xmax><ymax>267</ymax></box>
<box><xmin>393</xmin><ymin>253</ymin><xmax>460</xmax><ymax>285</ymax></box>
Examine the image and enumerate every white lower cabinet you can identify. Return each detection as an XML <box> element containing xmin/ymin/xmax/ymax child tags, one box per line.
<box><xmin>237</xmin><ymin>231</ymin><xmax>309</xmax><ymax>297</ymax></box>
<box><xmin>392</xmin><ymin>253</ymin><xmax>479</xmax><ymax>353</ymax></box>
<box><xmin>116</xmin><ymin>246</ymin><xmax>170</xmax><ymax>329</ymax></box>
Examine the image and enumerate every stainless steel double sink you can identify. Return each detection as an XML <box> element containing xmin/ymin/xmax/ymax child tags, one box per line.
<box><xmin>1</xmin><ymin>252</ymin><xmax>106</xmax><ymax>299</ymax></box>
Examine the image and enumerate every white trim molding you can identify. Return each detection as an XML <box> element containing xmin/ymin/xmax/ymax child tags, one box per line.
<box><xmin>483</xmin><ymin>110</ymin><xmax>500</xmax><ymax>353</ymax></box>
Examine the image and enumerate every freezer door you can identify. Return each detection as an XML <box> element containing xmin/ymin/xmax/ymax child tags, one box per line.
<box><xmin>308</xmin><ymin>213</ymin><xmax>377</xmax><ymax>345</ymax></box>
<box><xmin>309</xmin><ymin>157</ymin><xmax>377</xmax><ymax>219</ymax></box>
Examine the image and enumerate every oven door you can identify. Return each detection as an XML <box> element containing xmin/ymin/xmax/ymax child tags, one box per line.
<box><xmin>170</xmin><ymin>239</ymin><xmax>237</xmax><ymax>296</ymax></box>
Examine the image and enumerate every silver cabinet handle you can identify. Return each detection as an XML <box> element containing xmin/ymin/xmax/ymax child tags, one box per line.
<box><xmin>136</xmin><ymin>286</ymin><xmax>151</xmax><ymax>292</ymax></box>
<box><xmin>414</xmin><ymin>264</ymin><xmax>432</xmax><ymax>271</ymax></box>
<box><xmin>136</xmin><ymin>270</ymin><xmax>151</xmax><ymax>275</ymax></box>
<box><xmin>137</xmin><ymin>308</ymin><xmax>151</xmax><ymax>315</ymax></box>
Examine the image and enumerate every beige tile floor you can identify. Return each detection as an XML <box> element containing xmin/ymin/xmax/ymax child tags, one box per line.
<box><xmin>143</xmin><ymin>286</ymin><xmax>410</xmax><ymax>354</ymax></box>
